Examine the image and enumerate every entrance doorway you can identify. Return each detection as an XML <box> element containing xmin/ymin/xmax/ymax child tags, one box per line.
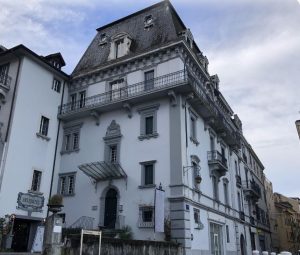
<box><xmin>104</xmin><ymin>188</ymin><xmax>118</xmax><ymax>228</ymax></box>
<box><xmin>11</xmin><ymin>219</ymin><xmax>31</xmax><ymax>252</ymax></box>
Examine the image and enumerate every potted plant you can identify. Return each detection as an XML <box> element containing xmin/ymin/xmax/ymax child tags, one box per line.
<box><xmin>47</xmin><ymin>194</ymin><xmax>63</xmax><ymax>213</ymax></box>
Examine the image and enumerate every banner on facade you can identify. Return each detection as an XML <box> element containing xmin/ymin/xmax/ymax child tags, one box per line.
<box><xmin>154</xmin><ymin>187</ymin><xmax>165</xmax><ymax>233</ymax></box>
<box><xmin>31</xmin><ymin>226</ymin><xmax>44</xmax><ymax>252</ymax></box>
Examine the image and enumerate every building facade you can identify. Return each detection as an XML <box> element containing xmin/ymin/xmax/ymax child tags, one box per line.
<box><xmin>0</xmin><ymin>45</ymin><xmax>68</xmax><ymax>251</ymax></box>
<box><xmin>51</xmin><ymin>1</ymin><xmax>272</xmax><ymax>255</ymax></box>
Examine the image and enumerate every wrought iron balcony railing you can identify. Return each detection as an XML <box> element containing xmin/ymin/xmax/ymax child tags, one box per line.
<box><xmin>207</xmin><ymin>150</ymin><xmax>228</xmax><ymax>168</ymax></box>
<box><xmin>243</xmin><ymin>180</ymin><xmax>261</xmax><ymax>199</ymax></box>
<box><xmin>0</xmin><ymin>73</ymin><xmax>12</xmax><ymax>90</ymax></box>
<box><xmin>58</xmin><ymin>70</ymin><xmax>188</xmax><ymax>116</ymax></box>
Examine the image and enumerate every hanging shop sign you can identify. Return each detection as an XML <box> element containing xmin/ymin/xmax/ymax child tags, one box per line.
<box><xmin>17</xmin><ymin>192</ymin><xmax>44</xmax><ymax>212</ymax></box>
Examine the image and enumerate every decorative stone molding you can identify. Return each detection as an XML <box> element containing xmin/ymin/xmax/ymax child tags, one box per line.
<box><xmin>90</xmin><ymin>111</ymin><xmax>100</xmax><ymax>126</ymax></box>
<box><xmin>123</xmin><ymin>102</ymin><xmax>132</xmax><ymax>118</ymax></box>
<box><xmin>167</xmin><ymin>90</ymin><xmax>177</xmax><ymax>107</ymax></box>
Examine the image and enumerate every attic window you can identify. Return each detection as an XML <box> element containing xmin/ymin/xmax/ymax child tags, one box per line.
<box><xmin>108</xmin><ymin>33</ymin><xmax>132</xmax><ymax>60</ymax></box>
<box><xmin>144</xmin><ymin>15</ymin><xmax>154</xmax><ymax>28</ymax></box>
<box><xmin>99</xmin><ymin>33</ymin><xmax>107</xmax><ymax>46</ymax></box>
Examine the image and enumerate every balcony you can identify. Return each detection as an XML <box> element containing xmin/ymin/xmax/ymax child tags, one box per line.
<box><xmin>239</xmin><ymin>211</ymin><xmax>245</xmax><ymax>221</ymax></box>
<box><xmin>58</xmin><ymin>70</ymin><xmax>189</xmax><ymax>119</ymax></box>
<box><xmin>236</xmin><ymin>175</ymin><xmax>242</xmax><ymax>188</ymax></box>
<box><xmin>207</xmin><ymin>150</ymin><xmax>228</xmax><ymax>178</ymax></box>
<box><xmin>243</xmin><ymin>180</ymin><xmax>261</xmax><ymax>201</ymax></box>
<box><xmin>0</xmin><ymin>73</ymin><xmax>11</xmax><ymax>102</ymax></box>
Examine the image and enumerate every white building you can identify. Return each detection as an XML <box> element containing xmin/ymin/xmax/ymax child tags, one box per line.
<box><xmin>52</xmin><ymin>1</ymin><xmax>271</xmax><ymax>255</ymax></box>
<box><xmin>0</xmin><ymin>45</ymin><xmax>68</xmax><ymax>251</ymax></box>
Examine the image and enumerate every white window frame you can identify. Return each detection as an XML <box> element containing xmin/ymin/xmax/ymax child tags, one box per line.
<box><xmin>139</xmin><ymin>160</ymin><xmax>156</xmax><ymax>188</ymax></box>
<box><xmin>189</xmin><ymin>108</ymin><xmax>199</xmax><ymax>145</ymax></box>
<box><xmin>58</xmin><ymin>172</ymin><xmax>76</xmax><ymax>196</ymax></box>
<box><xmin>52</xmin><ymin>78</ymin><xmax>61</xmax><ymax>93</ymax></box>
<box><xmin>137</xmin><ymin>104</ymin><xmax>159</xmax><ymax>140</ymax></box>
<box><xmin>138</xmin><ymin>206</ymin><xmax>154</xmax><ymax>228</ymax></box>
<box><xmin>61</xmin><ymin>122</ymin><xmax>83</xmax><ymax>154</ymax></box>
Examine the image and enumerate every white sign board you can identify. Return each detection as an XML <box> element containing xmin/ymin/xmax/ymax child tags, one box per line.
<box><xmin>80</xmin><ymin>229</ymin><xmax>102</xmax><ymax>255</ymax></box>
<box><xmin>155</xmin><ymin>188</ymin><xmax>165</xmax><ymax>232</ymax></box>
<box><xmin>31</xmin><ymin>226</ymin><xmax>44</xmax><ymax>253</ymax></box>
<box><xmin>53</xmin><ymin>225</ymin><xmax>62</xmax><ymax>233</ymax></box>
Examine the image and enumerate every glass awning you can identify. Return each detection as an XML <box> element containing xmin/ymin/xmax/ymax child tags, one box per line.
<box><xmin>78</xmin><ymin>161</ymin><xmax>127</xmax><ymax>181</ymax></box>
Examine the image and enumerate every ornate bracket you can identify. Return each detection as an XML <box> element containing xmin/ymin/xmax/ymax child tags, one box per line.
<box><xmin>167</xmin><ymin>90</ymin><xmax>177</xmax><ymax>107</ymax></box>
<box><xmin>123</xmin><ymin>102</ymin><xmax>132</xmax><ymax>118</ymax></box>
<box><xmin>90</xmin><ymin>111</ymin><xmax>100</xmax><ymax>126</ymax></box>
<box><xmin>204</xmin><ymin>117</ymin><xmax>215</xmax><ymax>131</ymax></box>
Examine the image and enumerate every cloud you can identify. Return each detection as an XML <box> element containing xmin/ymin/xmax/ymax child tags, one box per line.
<box><xmin>1</xmin><ymin>0</ymin><xmax>300</xmax><ymax>196</ymax></box>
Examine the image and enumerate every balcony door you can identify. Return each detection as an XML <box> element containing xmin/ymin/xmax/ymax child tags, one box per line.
<box><xmin>144</xmin><ymin>70</ymin><xmax>154</xmax><ymax>90</ymax></box>
<box><xmin>104</xmin><ymin>188</ymin><xmax>118</xmax><ymax>228</ymax></box>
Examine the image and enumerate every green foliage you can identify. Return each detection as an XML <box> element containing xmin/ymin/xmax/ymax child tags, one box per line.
<box><xmin>118</xmin><ymin>225</ymin><xmax>133</xmax><ymax>240</ymax></box>
<box><xmin>48</xmin><ymin>194</ymin><xmax>63</xmax><ymax>205</ymax></box>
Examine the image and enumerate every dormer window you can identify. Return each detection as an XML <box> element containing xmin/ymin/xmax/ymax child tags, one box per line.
<box><xmin>144</xmin><ymin>15</ymin><xmax>154</xmax><ymax>28</ymax></box>
<box><xmin>99</xmin><ymin>33</ymin><xmax>107</xmax><ymax>46</ymax></box>
<box><xmin>108</xmin><ymin>33</ymin><xmax>132</xmax><ymax>60</ymax></box>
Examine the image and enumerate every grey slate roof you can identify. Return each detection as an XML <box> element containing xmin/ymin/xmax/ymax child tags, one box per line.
<box><xmin>72</xmin><ymin>0</ymin><xmax>193</xmax><ymax>77</ymax></box>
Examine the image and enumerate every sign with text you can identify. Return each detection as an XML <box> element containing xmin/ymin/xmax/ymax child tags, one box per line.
<box><xmin>155</xmin><ymin>188</ymin><xmax>165</xmax><ymax>233</ymax></box>
<box><xmin>17</xmin><ymin>192</ymin><xmax>44</xmax><ymax>212</ymax></box>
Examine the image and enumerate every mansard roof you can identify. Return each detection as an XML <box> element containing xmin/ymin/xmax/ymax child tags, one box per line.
<box><xmin>72</xmin><ymin>0</ymin><xmax>199</xmax><ymax>77</ymax></box>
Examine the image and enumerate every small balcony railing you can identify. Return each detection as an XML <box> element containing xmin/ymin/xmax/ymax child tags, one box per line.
<box><xmin>207</xmin><ymin>151</ymin><xmax>228</xmax><ymax>168</ymax></box>
<box><xmin>0</xmin><ymin>73</ymin><xmax>11</xmax><ymax>90</ymax></box>
<box><xmin>58</xmin><ymin>70</ymin><xmax>188</xmax><ymax>116</ymax></box>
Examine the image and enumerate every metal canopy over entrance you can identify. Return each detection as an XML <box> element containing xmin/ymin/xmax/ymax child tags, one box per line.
<box><xmin>78</xmin><ymin>161</ymin><xmax>127</xmax><ymax>181</ymax></box>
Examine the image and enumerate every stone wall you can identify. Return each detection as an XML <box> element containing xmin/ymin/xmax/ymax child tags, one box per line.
<box><xmin>63</xmin><ymin>237</ymin><xmax>183</xmax><ymax>255</ymax></box>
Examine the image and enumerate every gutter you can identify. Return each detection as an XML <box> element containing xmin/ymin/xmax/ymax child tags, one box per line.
<box><xmin>47</xmin><ymin>80</ymin><xmax>66</xmax><ymax>217</ymax></box>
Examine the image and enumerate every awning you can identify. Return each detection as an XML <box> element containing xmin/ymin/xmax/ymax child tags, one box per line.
<box><xmin>78</xmin><ymin>161</ymin><xmax>127</xmax><ymax>181</ymax></box>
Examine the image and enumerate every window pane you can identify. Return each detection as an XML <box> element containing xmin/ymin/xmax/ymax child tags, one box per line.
<box><xmin>144</xmin><ymin>70</ymin><xmax>154</xmax><ymax>90</ymax></box>
<box><xmin>40</xmin><ymin>116</ymin><xmax>49</xmax><ymax>136</ymax></box>
<box><xmin>144</xmin><ymin>165</ymin><xmax>153</xmax><ymax>185</ymax></box>
<box><xmin>31</xmin><ymin>170</ymin><xmax>42</xmax><ymax>191</ymax></box>
<box><xmin>65</xmin><ymin>134</ymin><xmax>70</xmax><ymax>151</ymax></box>
<box><xmin>68</xmin><ymin>176</ymin><xmax>74</xmax><ymax>194</ymax></box>
<box><xmin>143</xmin><ymin>209</ymin><xmax>153</xmax><ymax>222</ymax></box>
<box><xmin>60</xmin><ymin>177</ymin><xmax>66</xmax><ymax>194</ymax></box>
<box><xmin>73</xmin><ymin>133</ymin><xmax>79</xmax><ymax>150</ymax></box>
<box><xmin>110</xmin><ymin>145</ymin><xmax>117</xmax><ymax>163</ymax></box>
<box><xmin>79</xmin><ymin>91</ymin><xmax>86</xmax><ymax>108</ymax></box>
<box><xmin>145</xmin><ymin>116</ymin><xmax>153</xmax><ymax>135</ymax></box>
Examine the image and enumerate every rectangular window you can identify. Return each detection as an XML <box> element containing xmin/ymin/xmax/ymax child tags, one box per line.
<box><xmin>223</xmin><ymin>182</ymin><xmax>229</xmax><ymax>205</ymax></box>
<box><xmin>194</xmin><ymin>208</ymin><xmax>200</xmax><ymax>224</ymax></box>
<box><xmin>62</xmin><ymin>123</ymin><xmax>82</xmax><ymax>153</ymax></box>
<box><xmin>70</xmin><ymin>94</ymin><xmax>77</xmax><ymax>110</ymax></box>
<box><xmin>189</xmin><ymin>110</ymin><xmax>198</xmax><ymax>144</ymax></box>
<box><xmin>52</xmin><ymin>78</ymin><xmax>61</xmax><ymax>93</ymax></box>
<box><xmin>110</xmin><ymin>79</ymin><xmax>124</xmax><ymax>100</ymax></box>
<box><xmin>0</xmin><ymin>63</ymin><xmax>9</xmax><ymax>86</ymax></box>
<box><xmin>59</xmin><ymin>173</ymin><xmax>76</xmax><ymax>196</ymax></box>
<box><xmin>65</xmin><ymin>134</ymin><xmax>70</xmax><ymax>151</ymax></box>
<box><xmin>210</xmin><ymin>136</ymin><xmax>215</xmax><ymax>151</ymax></box>
<box><xmin>144</xmin><ymin>70</ymin><xmax>154</xmax><ymax>90</ymax></box>
<box><xmin>115</xmin><ymin>38</ymin><xmax>124</xmax><ymax>58</ymax></box>
<box><xmin>39</xmin><ymin>116</ymin><xmax>49</xmax><ymax>136</ymax></box>
<box><xmin>210</xmin><ymin>223</ymin><xmax>223</xmax><ymax>255</ymax></box>
<box><xmin>226</xmin><ymin>225</ymin><xmax>230</xmax><ymax>243</ymax></box>
<box><xmin>237</xmin><ymin>192</ymin><xmax>242</xmax><ymax>211</ymax></box>
<box><xmin>79</xmin><ymin>91</ymin><xmax>86</xmax><ymax>108</ymax></box>
<box><xmin>212</xmin><ymin>176</ymin><xmax>219</xmax><ymax>201</ymax></box>
<box><xmin>110</xmin><ymin>145</ymin><xmax>117</xmax><ymax>163</ymax></box>
<box><xmin>144</xmin><ymin>164</ymin><xmax>154</xmax><ymax>185</ymax></box>
<box><xmin>138</xmin><ymin>206</ymin><xmax>154</xmax><ymax>228</ymax></box>
<box><xmin>31</xmin><ymin>170</ymin><xmax>42</xmax><ymax>192</ymax></box>
<box><xmin>73</xmin><ymin>132</ymin><xmax>79</xmax><ymax>150</ymax></box>
<box><xmin>145</xmin><ymin>116</ymin><xmax>154</xmax><ymax>135</ymax></box>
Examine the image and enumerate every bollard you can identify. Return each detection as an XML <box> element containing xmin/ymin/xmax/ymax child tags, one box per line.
<box><xmin>270</xmin><ymin>252</ymin><xmax>276</xmax><ymax>255</ymax></box>
<box><xmin>262</xmin><ymin>251</ymin><xmax>269</xmax><ymax>255</ymax></box>
<box><xmin>253</xmin><ymin>250</ymin><xmax>260</xmax><ymax>255</ymax></box>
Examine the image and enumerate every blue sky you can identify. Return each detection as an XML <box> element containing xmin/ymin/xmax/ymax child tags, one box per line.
<box><xmin>1</xmin><ymin>0</ymin><xmax>300</xmax><ymax>196</ymax></box>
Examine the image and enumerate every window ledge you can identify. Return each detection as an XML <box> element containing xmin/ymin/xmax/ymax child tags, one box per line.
<box><xmin>190</xmin><ymin>136</ymin><xmax>199</xmax><ymax>146</ymax></box>
<box><xmin>61</xmin><ymin>193</ymin><xmax>75</xmax><ymax>197</ymax></box>
<box><xmin>60</xmin><ymin>148</ymin><xmax>80</xmax><ymax>155</ymax></box>
<box><xmin>36</xmin><ymin>133</ymin><xmax>50</xmax><ymax>141</ymax></box>
<box><xmin>28</xmin><ymin>190</ymin><xmax>43</xmax><ymax>195</ymax></box>
<box><xmin>139</xmin><ymin>184</ymin><xmax>156</xmax><ymax>189</ymax></box>
<box><xmin>138</xmin><ymin>133</ymin><xmax>159</xmax><ymax>141</ymax></box>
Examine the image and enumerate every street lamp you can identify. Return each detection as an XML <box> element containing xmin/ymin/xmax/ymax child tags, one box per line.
<box><xmin>295</xmin><ymin>120</ymin><xmax>300</xmax><ymax>139</ymax></box>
